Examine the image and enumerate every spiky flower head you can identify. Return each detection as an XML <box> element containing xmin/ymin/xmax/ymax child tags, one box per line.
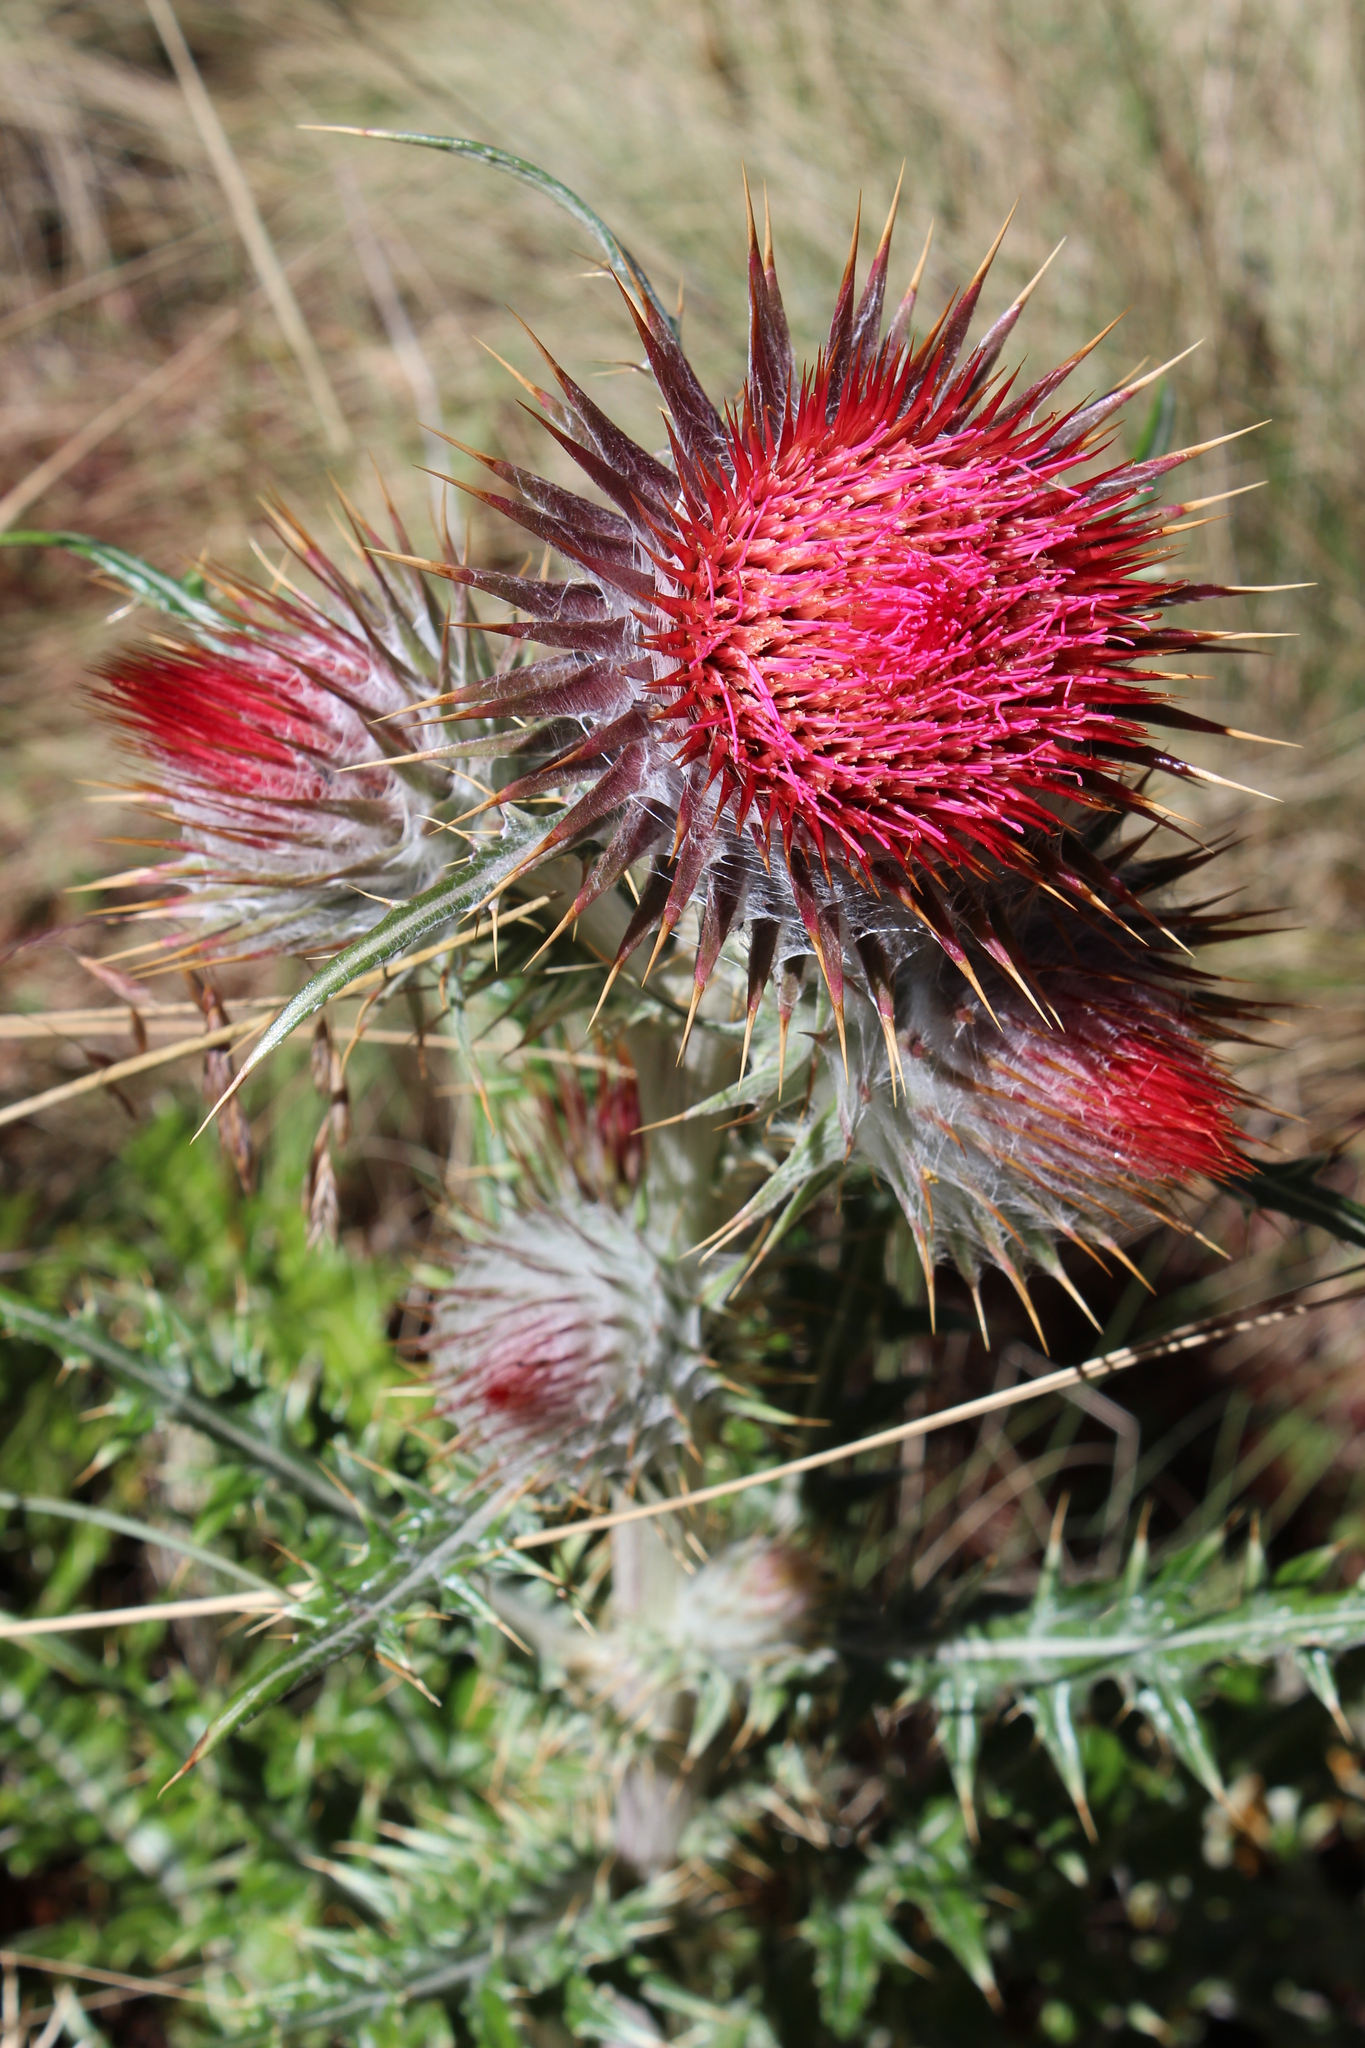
<box><xmin>94</xmin><ymin>503</ymin><xmax>459</xmax><ymax>959</ymax></box>
<box><xmin>427</xmin><ymin>1198</ymin><xmax>709</xmax><ymax>1481</ymax></box>
<box><xmin>400</xmin><ymin>179</ymin><xmax>1254</xmax><ymax>1054</ymax></box>
<box><xmin>822</xmin><ymin>834</ymin><xmax>1250</xmax><ymax>1338</ymax></box>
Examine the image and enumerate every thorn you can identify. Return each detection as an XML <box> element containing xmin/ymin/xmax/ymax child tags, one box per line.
<box><xmin>678</xmin><ymin>978</ymin><xmax>704</xmax><ymax>1063</ymax></box>
<box><xmin>1011</xmin><ymin>236</ymin><xmax>1065</xmax><ymax>311</ymax></box>
<box><xmin>1221</xmin><ymin>727</ymin><xmax>1299</xmax><ymax>747</ymax></box>
<box><xmin>1168</xmin><ymin>480</ymin><xmax>1266</xmax><ymax>516</ymax></box>
<box><xmin>762</xmin><ymin>186</ymin><xmax>774</xmax><ymax>271</ymax></box>
<box><xmin>970</xmin><ymin>1280</ymin><xmax>989</xmax><ymax>1348</ymax></box>
<box><xmin>1049</xmin><ymin>1262</ymin><xmax>1103</xmax><ymax>1333</ymax></box>
<box><xmin>777</xmin><ymin>1009</ymin><xmax>790</xmax><ymax>1092</ymax></box>
<box><xmin>953</xmin><ymin>949</ymin><xmax>1002</xmax><ymax>1032</ymax></box>
<box><xmin>1163</xmin><ymin>419</ymin><xmax>1271</xmax><ymax>466</ymax></box>
<box><xmin>739</xmin><ymin>998</ymin><xmax>759</xmax><ymax>1081</ymax></box>
<box><xmin>1004</xmin><ymin>1264</ymin><xmax>1049</xmax><ymax>1352</ymax></box>
<box><xmin>877</xmin><ymin>1006</ymin><xmax>904</xmax><ymax>1104</ymax></box>
<box><xmin>843</xmin><ymin>194</ymin><xmax>863</xmax><ymax>287</ymax></box>
<box><xmin>1112</xmin><ymin>337</ymin><xmax>1203</xmax><ymax>404</ymax></box>
<box><xmin>908</xmin><ymin>217</ymin><xmax>934</xmax><ymax>296</ymax></box>
<box><xmin>875</xmin><ymin>162</ymin><xmax>905</xmax><ymax>263</ymax></box>
<box><xmin>1178</xmin><ymin>762</ymin><xmax>1278</xmax><ymax>802</ymax></box>
<box><xmin>1095</xmin><ymin>1236</ymin><xmax>1156</xmax><ymax>1292</ymax></box>
<box><xmin>524</xmin><ymin>897</ymin><xmax>579</xmax><ymax>967</ymax></box>
<box><xmin>587</xmin><ymin>956</ymin><xmax>626</xmax><ymax>1031</ymax></box>
<box><xmin>474</xmin><ymin>337</ymin><xmax>550</xmax><ymax>407</ymax></box>
<box><xmin>742</xmin><ymin>163</ymin><xmax>759</xmax><ymax>253</ymax></box>
<box><xmin>640</xmin><ymin>918</ymin><xmax>672</xmax><ymax>987</ymax></box>
<box><xmin>831</xmin><ymin>994</ymin><xmax>848</xmax><ymax>1079</ymax></box>
<box><xmin>965</xmin><ymin>197</ymin><xmax>1019</xmax><ymax>297</ymax></box>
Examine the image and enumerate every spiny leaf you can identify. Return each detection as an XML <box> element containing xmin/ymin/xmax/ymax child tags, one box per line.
<box><xmin>226</xmin><ymin>811</ymin><xmax>546</xmax><ymax>1100</ymax></box>
<box><xmin>1230</xmin><ymin>1154</ymin><xmax>1365</xmax><ymax>1249</ymax></box>
<box><xmin>1019</xmin><ymin>1680</ymin><xmax>1095</xmax><ymax>1841</ymax></box>
<box><xmin>0</xmin><ymin>1287</ymin><xmax>362</xmax><ymax>1524</ymax></box>
<box><xmin>894</xmin><ymin>1530</ymin><xmax>1365</xmax><ymax>1824</ymax></box>
<box><xmin>697</xmin><ymin>1104</ymin><xmax>845</xmax><ymax>1260</ymax></box>
<box><xmin>1135</xmin><ymin>1672</ymin><xmax>1226</xmax><ymax>1801</ymax></box>
<box><xmin>163</xmin><ymin>1484</ymin><xmax>519</xmax><ymax>1783</ymax></box>
<box><xmin>0</xmin><ymin>529</ymin><xmax>229</xmax><ymax>628</ymax></box>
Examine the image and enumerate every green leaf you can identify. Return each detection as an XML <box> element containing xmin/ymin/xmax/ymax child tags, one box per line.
<box><xmin>231</xmin><ymin>812</ymin><xmax>546</xmax><ymax>1092</ymax></box>
<box><xmin>698</xmin><ymin>1106</ymin><xmax>845</xmax><ymax>1261</ymax></box>
<box><xmin>0</xmin><ymin>529</ymin><xmax>229</xmax><ymax>628</ymax></box>
<box><xmin>804</xmin><ymin>1895</ymin><xmax>893</xmax><ymax>2039</ymax></box>
<box><xmin>1229</xmin><ymin>1155</ymin><xmax>1365</xmax><ymax>1249</ymax></box>
<box><xmin>894</xmin><ymin>1527</ymin><xmax>1365</xmax><ymax>1819</ymax></box>
<box><xmin>1272</xmin><ymin>1543</ymin><xmax>1342</xmax><ymax>1588</ymax></box>
<box><xmin>932</xmin><ymin>1671</ymin><xmax>983</xmax><ymax>1838</ymax></box>
<box><xmin>0</xmin><ymin>1488</ymin><xmax>274</xmax><ymax>1592</ymax></box>
<box><xmin>0</xmin><ymin>1287</ymin><xmax>362</xmax><ymax>1525</ymax></box>
<box><xmin>167</xmin><ymin>1482</ymin><xmax>520</xmax><ymax>1780</ymax></box>
<box><xmin>325</xmin><ymin>131</ymin><xmax>680</xmax><ymax>340</ymax></box>
<box><xmin>1135</xmin><ymin>1672</ymin><xmax>1225</xmax><ymax>1801</ymax></box>
<box><xmin>1020</xmin><ymin>1680</ymin><xmax>1094</xmax><ymax>1840</ymax></box>
<box><xmin>471</xmin><ymin>1979</ymin><xmax>524</xmax><ymax>2048</ymax></box>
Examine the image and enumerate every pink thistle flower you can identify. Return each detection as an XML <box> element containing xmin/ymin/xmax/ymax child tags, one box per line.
<box><xmin>402</xmin><ymin>182</ymin><xmax>1254</xmax><ymax>1050</ymax></box>
<box><xmin>427</xmin><ymin>1199</ymin><xmax>708</xmax><ymax>1481</ymax></box>
<box><xmin>94</xmin><ymin>507</ymin><xmax>458</xmax><ymax>959</ymax></box>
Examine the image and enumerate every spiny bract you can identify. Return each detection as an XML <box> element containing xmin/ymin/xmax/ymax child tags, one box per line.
<box><xmin>711</xmin><ymin>823</ymin><xmax>1252</xmax><ymax>1334</ymax></box>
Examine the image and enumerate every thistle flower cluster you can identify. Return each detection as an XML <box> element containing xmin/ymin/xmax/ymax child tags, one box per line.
<box><xmin>93</xmin><ymin>155</ymin><xmax>1267</xmax><ymax>1337</ymax></box>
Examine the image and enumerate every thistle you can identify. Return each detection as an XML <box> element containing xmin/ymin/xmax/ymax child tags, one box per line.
<box><xmin>93</xmin><ymin>503</ymin><xmax>459</xmax><ymax>960</ymax></box>
<box><xmin>427</xmin><ymin>1197</ymin><xmax>709</xmax><ymax>1482</ymax></box>
<box><xmin>392</xmin><ymin>175</ymin><xmax>1258</xmax><ymax>1059</ymax></box>
<box><xmin>820</xmin><ymin>831</ymin><xmax>1251</xmax><ymax>1336</ymax></box>
<box><xmin>571</xmin><ymin>1537</ymin><xmax>819</xmax><ymax>1740</ymax></box>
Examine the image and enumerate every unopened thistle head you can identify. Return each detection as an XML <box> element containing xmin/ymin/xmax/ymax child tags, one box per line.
<box><xmin>95</xmin><ymin>503</ymin><xmax>460</xmax><ymax>959</ymax></box>
<box><xmin>819</xmin><ymin>833</ymin><xmax>1251</xmax><ymax>1337</ymax></box>
<box><xmin>391</xmin><ymin>175</ymin><xmax>1257</xmax><ymax>1058</ymax></box>
<box><xmin>427</xmin><ymin>1198</ymin><xmax>709</xmax><ymax>1481</ymax></box>
<box><xmin>572</xmin><ymin>1537</ymin><xmax>819</xmax><ymax>1741</ymax></box>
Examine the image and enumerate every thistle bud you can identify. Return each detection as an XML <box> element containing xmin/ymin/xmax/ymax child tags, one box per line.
<box><xmin>427</xmin><ymin>1200</ymin><xmax>708</xmax><ymax>1481</ymax></box>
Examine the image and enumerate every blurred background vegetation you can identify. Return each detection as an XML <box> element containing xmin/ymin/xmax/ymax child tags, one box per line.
<box><xmin>2</xmin><ymin>2</ymin><xmax>1365</xmax><ymax>2043</ymax></box>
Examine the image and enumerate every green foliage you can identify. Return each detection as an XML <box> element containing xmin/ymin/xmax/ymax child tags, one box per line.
<box><xmin>895</xmin><ymin>1523</ymin><xmax>1365</xmax><ymax>1818</ymax></box>
<box><xmin>2</xmin><ymin>1096</ymin><xmax>1364</xmax><ymax>2046</ymax></box>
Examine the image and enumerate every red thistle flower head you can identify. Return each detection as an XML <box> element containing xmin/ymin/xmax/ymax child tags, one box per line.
<box><xmin>404</xmin><ymin>179</ymin><xmax>1255</xmax><ymax>1049</ymax></box>
<box><xmin>427</xmin><ymin>1199</ymin><xmax>708</xmax><ymax>1481</ymax></box>
<box><xmin>821</xmin><ymin>831</ymin><xmax>1252</xmax><ymax>1339</ymax></box>
<box><xmin>94</xmin><ymin>504</ymin><xmax>459</xmax><ymax>959</ymax></box>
